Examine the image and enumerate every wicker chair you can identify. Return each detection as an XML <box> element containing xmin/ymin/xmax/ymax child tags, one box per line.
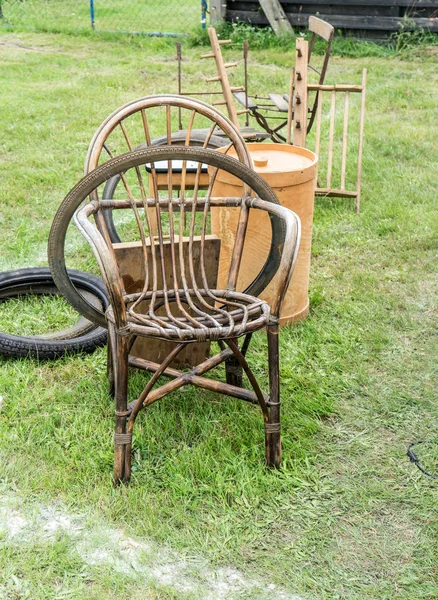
<box><xmin>69</xmin><ymin>145</ymin><xmax>300</xmax><ymax>484</ymax></box>
<box><xmin>48</xmin><ymin>95</ymin><xmax>255</xmax><ymax>317</ymax></box>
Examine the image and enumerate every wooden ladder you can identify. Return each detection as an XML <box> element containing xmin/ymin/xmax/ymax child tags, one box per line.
<box><xmin>201</xmin><ymin>27</ymin><xmax>248</xmax><ymax>126</ymax></box>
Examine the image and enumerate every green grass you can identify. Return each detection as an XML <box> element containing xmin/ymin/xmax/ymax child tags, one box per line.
<box><xmin>1</xmin><ymin>0</ymin><xmax>203</xmax><ymax>36</ymax></box>
<box><xmin>190</xmin><ymin>20</ymin><xmax>437</xmax><ymax>58</ymax></box>
<box><xmin>0</xmin><ymin>30</ymin><xmax>437</xmax><ymax>599</ymax></box>
<box><xmin>3</xmin><ymin>0</ymin><xmax>436</xmax><ymax>56</ymax></box>
<box><xmin>0</xmin><ymin>295</ymin><xmax>78</xmax><ymax>336</ymax></box>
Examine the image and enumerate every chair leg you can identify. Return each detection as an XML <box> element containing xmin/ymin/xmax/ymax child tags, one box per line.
<box><xmin>225</xmin><ymin>334</ymin><xmax>253</xmax><ymax>388</ymax></box>
<box><xmin>266</xmin><ymin>323</ymin><xmax>281</xmax><ymax>468</ymax></box>
<box><xmin>107</xmin><ymin>326</ymin><xmax>115</xmax><ymax>399</ymax></box>
<box><xmin>111</xmin><ymin>326</ymin><xmax>131</xmax><ymax>486</ymax></box>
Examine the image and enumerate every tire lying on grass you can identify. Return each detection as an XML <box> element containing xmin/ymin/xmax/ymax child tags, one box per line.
<box><xmin>0</xmin><ymin>267</ymin><xmax>108</xmax><ymax>360</ymax></box>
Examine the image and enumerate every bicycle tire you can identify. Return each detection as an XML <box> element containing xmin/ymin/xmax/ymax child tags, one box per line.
<box><xmin>101</xmin><ymin>132</ymin><xmax>226</xmax><ymax>243</ymax></box>
<box><xmin>0</xmin><ymin>268</ymin><xmax>108</xmax><ymax>359</ymax></box>
<box><xmin>48</xmin><ymin>146</ymin><xmax>286</xmax><ymax>329</ymax></box>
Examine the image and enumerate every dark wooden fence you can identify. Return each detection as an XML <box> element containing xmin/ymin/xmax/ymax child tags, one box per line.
<box><xmin>223</xmin><ymin>0</ymin><xmax>438</xmax><ymax>36</ymax></box>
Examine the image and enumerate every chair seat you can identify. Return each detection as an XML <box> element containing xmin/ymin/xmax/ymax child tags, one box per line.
<box><xmin>106</xmin><ymin>289</ymin><xmax>271</xmax><ymax>342</ymax></box>
<box><xmin>268</xmin><ymin>94</ymin><xmax>290</xmax><ymax>112</ymax></box>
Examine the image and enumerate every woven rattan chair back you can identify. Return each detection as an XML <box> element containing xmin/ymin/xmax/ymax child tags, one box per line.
<box><xmin>48</xmin><ymin>97</ymin><xmax>256</xmax><ymax>329</ymax></box>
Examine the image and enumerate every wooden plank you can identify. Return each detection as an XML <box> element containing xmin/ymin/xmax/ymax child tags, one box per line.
<box><xmin>308</xmin><ymin>15</ymin><xmax>334</xmax><ymax>41</ymax></box>
<box><xmin>286</xmin><ymin>67</ymin><xmax>294</xmax><ymax>145</ymax></box>
<box><xmin>356</xmin><ymin>69</ymin><xmax>367</xmax><ymax>213</ymax></box>
<box><xmin>230</xmin><ymin>3</ymin><xmax>409</xmax><ymax>16</ymax></box>
<box><xmin>340</xmin><ymin>91</ymin><xmax>349</xmax><ymax>191</ymax></box>
<box><xmin>207</xmin><ymin>27</ymin><xmax>240</xmax><ymax>126</ymax></box>
<box><xmin>268</xmin><ymin>93</ymin><xmax>289</xmax><ymax>112</ymax></box>
<box><xmin>258</xmin><ymin>0</ymin><xmax>294</xmax><ymax>35</ymax></box>
<box><xmin>315</xmin><ymin>189</ymin><xmax>358</xmax><ymax>198</ymax></box>
<box><xmin>314</xmin><ymin>89</ymin><xmax>323</xmax><ymax>161</ymax></box>
<box><xmin>114</xmin><ymin>236</ymin><xmax>221</xmax><ymax>368</ymax></box>
<box><xmin>210</xmin><ymin>0</ymin><xmax>227</xmax><ymax>24</ymax></box>
<box><xmin>293</xmin><ymin>38</ymin><xmax>308</xmax><ymax>147</ymax></box>
<box><xmin>293</xmin><ymin>5</ymin><xmax>401</xmax><ymax>16</ymax></box>
<box><xmin>232</xmin><ymin>0</ymin><xmax>438</xmax><ymax>6</ymax></box>
<box><xmin>309</xmin><ymin>15</ymin><xmax>438</xmax><ymax>29</ymax></box>
<box><xmin>309</xmin><ymin>84</ymin><xmax>364</xmax><ymax>92</ymax></box>
<box><xmin>326</xmin><ymin>90</ymin><xmax>336</xmax><ymax>190</ymax></box>
<box><xmin>233</xmin><ymin>91</ymin><xmax>258</xmax><ymax>109</ymax></box>
<box><xmin>227</xmin><ymin>10</ymin><xmax>438</xmax><ymax>30</ymax></box>
<box><xmin>148</xmin><ymin>169</ymin><xmax>210</xmax><ymax>191</ymax></box>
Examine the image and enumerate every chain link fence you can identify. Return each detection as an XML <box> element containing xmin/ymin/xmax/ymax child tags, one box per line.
<box><xmin>0</xmin><ymin>0</ymin><xmax>208</xmax><ymax>36</ymax></box>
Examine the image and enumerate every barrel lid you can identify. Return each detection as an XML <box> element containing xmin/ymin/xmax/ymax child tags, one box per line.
<box><xmin>255</xmin><ymin>145</ymin><xmax>316</xmax><ymax>173</ymax></box>
<box><xmin>225</xmin><ymin>143</ymin><xmax>316</xmax><ymax>172</ymax></box>
<box><xmin>214</xmin><ymin>143</ymin><xmax>318</xmax><ymax>187</ymax></box>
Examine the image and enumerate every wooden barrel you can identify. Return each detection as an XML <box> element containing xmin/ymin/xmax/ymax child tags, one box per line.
<box><xmin>211</xmin><ymin>143</ymin><xmax>318</xmax><ymax>325</ymax></box>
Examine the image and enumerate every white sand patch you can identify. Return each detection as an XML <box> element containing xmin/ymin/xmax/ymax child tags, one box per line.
<box><xmin>0</xmin><ymin>491</ymin><xmax>305</xmax><ymax>600</ymax></box>
<box><xmin>0</xmin><ymin>508</ymin><xmax>27</xmax><ymax>537</ymax></box>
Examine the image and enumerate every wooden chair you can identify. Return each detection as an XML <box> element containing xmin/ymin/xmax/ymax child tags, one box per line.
<box><xmin>70</xmin><ymin>145</ymin><xmax>301</xmax><ymax>484</ymax></box>
<box><xmin>306</xmin><ymin>16</ymin><xmax>335</xmax><ymax>133</ymax></box>
<box><xmin>233</xmin><ymin>16</ymin><xmax>335</xmax><ymax>142</ymax></box>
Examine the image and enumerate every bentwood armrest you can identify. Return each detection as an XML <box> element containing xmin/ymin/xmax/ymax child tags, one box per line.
<box><xmin>246</xmin><ymin>197</ymin><xmax>301</xmax><ymax>317</ymax></box>
<box><xmin>75</xmin><ymin>201</ymin><xmax>127</xmax><ymax>329</ymax></box>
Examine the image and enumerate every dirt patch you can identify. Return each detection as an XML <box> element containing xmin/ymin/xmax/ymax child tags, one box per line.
<box><xmin>0</xmin><ymin>491</ymin><xmax>304</xmax><ymax>600</ymax></box>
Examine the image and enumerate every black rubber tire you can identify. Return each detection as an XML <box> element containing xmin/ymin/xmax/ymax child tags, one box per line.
<box><xmin>48</xmin><ymin>146</ymin><xmax>286</xmax><ymax>329</ymax></box>
<box><xmin>0</xmin><ymin>268</ymin><xmax>108</xmax><ymax>360</ymax></box>
<box><xmin>101</xmin><ymin>132</ymin><xmax>226</xmax><ymax>243</ymax></box>
<box><xmin>0</xmin><ymin>267</ymin><xmax>107</xmax><ymax>340</ymax></box>
<box><xmin>149</xmin><ymin>130</ymin><xmax>226</xmax><ymax>149</ymax></box>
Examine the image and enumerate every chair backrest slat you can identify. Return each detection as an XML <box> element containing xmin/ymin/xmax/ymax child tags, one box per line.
<box><xmin>308</xmin><ymin>15</ymin><xmax>334</xmax><ymax>43</ymax></box>
<box><xmin>340</xmin><ymin>91</ymin><xmax>350</xmax><ymax>191</ymax></box>
<box><xmin>306</xmin><ymin>17</ymin><xmax>335</xmax><ymax>134</ymax></box>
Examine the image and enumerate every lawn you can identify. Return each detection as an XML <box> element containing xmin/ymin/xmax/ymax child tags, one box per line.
<box><xmin>1</xmin><ymin>0</ymin><xmax>203</xmax><ymax>35</ymax></box>
<box><xmin>0</xmin><ymin>29</ymin><xmax>437</xmax><ymax>599</ymax></box>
